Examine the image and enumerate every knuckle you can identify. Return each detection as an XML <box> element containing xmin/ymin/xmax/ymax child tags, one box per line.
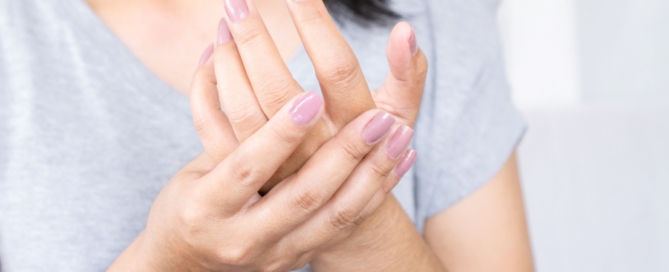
<box><xmin>295</xmin><ymin>3</ymin><xmax>327</xmax><ymax>25</ymax></box>
<box><xmin>266</xmin><ymin>120</ymin><xmax>303</xmax><ymax>146</ymax></box>
<box><xmin>227</xmin><ymin>105</ymin><xmax>265</xmax><ymax>134</ymax></box>
<box><xmin>178</xmin><ymin>204</ymin><xmax>209</xmax><ymax>242</ymax></box>
<box><xmin>235</xmin><ymin>28</ymin><xmax>264</xmax><ymax>49</ymax></box>
<box><xmin>192</xmin><ymin>113</ymin><xmax>210</xmax><ymax>135</ymax></box>
<box><xmin>321</xmin><ymin>59</ymin><xmax>361</xmax><ymax>87</ymax></box>
<box><xmin>255</xmin><ymin>76</ymin><xmax>296</xmax><ymax>110</ymax></box>
<box><xmin>366</xmin><ymin>160</ymin><xmax>393</xmax><ymax>182</ymax></box>
<box><xmin>218</xmin><ymin>246</ymin><xmax>253</xmax><ymax>267</ymax></box>
<box><xmin>290</xmin><ymin>185</ymin><xmax>324</xmax><ymax>213</ymax></box>
<box><xmin>353</xmin><ymin>216</ymin><xmax>367</xmax><ymax>227</ymax></box>
<box><xmin>328</xmin><ymin>204</ymin><xmax>358</xmax><ymax>231</ymax></box>
<box><xmin>337</xmin><ymin>138</ymin><xmax>367</xmax><ymax>164</ymax></box>
<box><xmin>230</xmin><ymin>153</ymin><xmax>262</xmax><ymax>188</ymax></box>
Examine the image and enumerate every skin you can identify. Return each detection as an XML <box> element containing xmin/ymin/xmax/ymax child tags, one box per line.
<box><xmin>87</xmin><ymin>0</ymin><xmax>535</xmax><ymax>270</ymax></box>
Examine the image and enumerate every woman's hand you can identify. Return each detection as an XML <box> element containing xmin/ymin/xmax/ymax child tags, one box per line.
<box><xmin>109</xmin><ymin>82</ymin><xmax>415</xmax><ymax>271</ymax></box>
<box><xmin>109</xmin><ymin>0</ymin><xmax>425</xmax><ymax>269</ymax></box>
<box><xmin>197</xmin><ymin>0</ymin><xmax>427</xmax><ymax>194</ymax></box>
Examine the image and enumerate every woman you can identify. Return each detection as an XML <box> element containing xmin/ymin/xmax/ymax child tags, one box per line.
<box><xmin>0</xmin><ymin>0</ymin><xmax>533</xmax><ymax>271</ymax></box>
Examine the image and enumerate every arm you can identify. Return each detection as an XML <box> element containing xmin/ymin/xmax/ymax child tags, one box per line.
<box><xmin>311</xmin><ymin>152</ymin><xmax>534</xmax><ymax>272</ymax></box>
<box><xmin>424</xmin><ymin>152</ymin><xmax>535</xmax><ymax>271</ymax></box>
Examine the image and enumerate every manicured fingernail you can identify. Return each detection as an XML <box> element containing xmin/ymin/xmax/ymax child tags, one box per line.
<box><xmin>395</xmin><ymin>149</ymin><xmax>417</xmax><ymax>178</ymax></box>
<box><xmin>362</xmin><ymin>111</ymin><xmax>395</xmax><ymax>145</ymax></box>
<box><xmin>289</xmin><ymin>91</ymin><xmax>323</xmax><ymax>126</ymax></box>
<box><xmin>409</xmin><ymin>25</ymin><xmax>418</xmax><ymax>56</ymax></box>
<box><xmin>198</xmin><ymin>43</ymin><xmax>214</xmax><ymax>66</ymax></box>
<box><xmin>217</xmin><ymin>19</ymin><xmax>233</xmax><ymax>45</ymax></box>
<box><xmin>386</xmin><ymin>125</ymin><xmax>414</xmax><ymax>159</ymax></box>
<box><xmin>224</xmin><ymin>0</ymin><xmax>249</xmax><ymax>22</ymax></box>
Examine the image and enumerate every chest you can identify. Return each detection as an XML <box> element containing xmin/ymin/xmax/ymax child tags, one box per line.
<box><xmin>86</xmin><ymin>0</ymin><xmax>301</xmax><ymax>95</ymax></box>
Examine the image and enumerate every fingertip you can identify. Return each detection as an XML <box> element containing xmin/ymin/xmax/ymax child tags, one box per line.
<box><xmin>395</xmin><ymin>149</ymin><xmax>417</xmax><ymax>178</ymax></box>
<box><xmin>362</xmin><ymin>111</ymin><xmax>395</xmax><ymax>145</ymax></box>
<box><xmin>198</xmin><ymin>43</ymin><xmax>215</xmax><ymax>67</ymax></box>
<box><xmin>386</xmin><ymin>22</ymin><xmax>415</xmax><ymax>81</ymax></box>
<box><xmin>217</xmin><ymin>18</ymin><xmax>233</xmax><ymax>46</ymax></box>
<box><xmin>289</xmin><ymin>91</ymin><xmax>324</xmax><ymax>127</ymax></box>
<box><xmin>388</xmin><ymin>22</ymin><xmax>414</xmax><ymax>54</ymax></box>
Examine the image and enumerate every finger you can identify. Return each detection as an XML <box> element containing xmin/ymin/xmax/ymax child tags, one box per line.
<box><xmin>251</xmin><ymin>110</ymin><xmax>396</xmax><ymax>238</ymax></box>
<box><xmin>198</xmin><ymin>91</ymin><xmax>324</xmax><ymax>215</ymax></box>
<box><xmin>223</xmin><ymin>0</ymin><xmax>303</xmax><ymax>117</ymax></box>
<box><xmin>356</xmin><ymin>148</ymin><xmax>417</xmax><ymax>224</ymax></box>
<box><xmin>285</xmin><ymin>0</ymin><xmax>376</xmax><ymax>126</ymax></box>
<box><xmin>283</xmin><ymin>126</ymin><xmax>414</xmax><ymax>251</ymax></box>
<box><xmin>213</xmin><ymin>18</ymin><xmax>268</xmax><ymax>142</ymax></box>
<box><xmin>191</xmin><ymin>44</ymin><xmax>240</xmax><ymax>163</ymax></box>
<box><xmin>373</xmin><ymin>22</ymin><xmax>428</xmax><ymax>127</ymax></box>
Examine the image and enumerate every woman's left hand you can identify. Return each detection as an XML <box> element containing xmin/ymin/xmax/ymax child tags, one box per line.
<box><xmin>193</xmin><ymin>0</ymin><xmax>427</xmax><ymax>194</ymax></box>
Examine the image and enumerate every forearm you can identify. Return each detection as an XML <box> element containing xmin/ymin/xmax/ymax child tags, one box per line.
<box><xmin>311</xmin><ymin>195</ymin><xmax>445</xmax><ymax>272</ymax></box>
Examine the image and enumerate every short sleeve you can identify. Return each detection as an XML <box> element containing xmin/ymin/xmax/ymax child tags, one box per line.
<box><xmin>411</xmin><ymin>0</ymin><xmax>527</xmax><ymax>232</ymax></box>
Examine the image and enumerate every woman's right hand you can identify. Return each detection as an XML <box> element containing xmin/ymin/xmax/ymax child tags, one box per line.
<box><xmin>108</xmin><ymin>86</ymin><xmax>415</xmax><ymax>271</ymax></box>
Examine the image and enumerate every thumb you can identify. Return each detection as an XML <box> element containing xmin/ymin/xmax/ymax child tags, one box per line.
<box><xmin>373</xmin><ymin>22</ymin><xmax>428</xmax><ymax>127</ymax></box>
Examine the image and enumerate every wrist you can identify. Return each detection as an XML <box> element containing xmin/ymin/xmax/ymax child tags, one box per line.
<box><xmin>312</xmin><ymin>195</ymin><xmax>405</xmax><ymax>269</ymax></box>
<box><xmin>312</xmin><ymin>195</ymin><xmax>445</xmax><ymax>272</ymax></box>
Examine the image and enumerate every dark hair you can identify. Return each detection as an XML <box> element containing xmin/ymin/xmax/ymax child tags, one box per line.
<box><xmin>326</xmin><ymin>0</ymin><xmax>400</xmax><ymax>26</ymax></box>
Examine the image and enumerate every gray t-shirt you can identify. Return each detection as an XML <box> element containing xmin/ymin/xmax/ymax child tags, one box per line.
<box><xmin>0</xmin><ymin>0</ymin><xmax>525</xmax><ymax>271</ymax></box>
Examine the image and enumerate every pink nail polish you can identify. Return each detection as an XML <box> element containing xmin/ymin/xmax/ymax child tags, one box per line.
<box><xmin>198</xmin><ymin>43</ymin><xmax>214</xmax><ymax>67</ymax></box>
<box><xmin>224</xmin><ymin>0</ymin><xmax>249</xmax><ymax>22</ymax></box>
<box><xmin>362</xmin><ymin>111</ymin><xmax>395</xmax><ymax>145</ymax></box>
<box><xmin>289</xmin><ymin>91</ymin><xmax>323</xmax><ymax>126</ymax></box>
<box><xmin>217</xmin><ymin>19</ymin><xmax>233</xmax><ymax>45</ymax></box>
<box><xmin>395</xmin><ymin>149</ymin><xmax>417</xmax><ymax>178</ymax></box>
<box><xmin>386</xmin><ymin>125</ymin><xmax>414</xmax><ymax>159</ymax></box>
<box><xmin>409</xmin><ymin>25</ymin><xmax>418</xmax><ymax>56</ymax></box>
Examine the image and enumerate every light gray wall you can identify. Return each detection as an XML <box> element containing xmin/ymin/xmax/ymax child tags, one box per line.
<box><xmin>576</xmin><ymin>0</ymin><xmax>669</xmax><ymax>103</ymax></box>
<box><xmin>518</xmin><ymin>102</ymin><xmax>669</xmax><ymax>272</ymax></box>
<box><xmin>500</xmin><ymin>0</ymin><xmax>669</xmax><ymax>108</ymax></box>
<box><xmin>499</xmin><ymin>1</ymin><xmax>669</xmax><ymax>271</ymax></box>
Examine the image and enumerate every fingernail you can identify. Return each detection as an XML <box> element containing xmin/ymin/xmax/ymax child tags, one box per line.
<box><xmin>224</xmin><ymin>0</ymin><xmax>249</xmax><ymax>23</ymax></box>
<box><xmin>386</xmin><ymin>125</ymin><xmax>414</xmax><ymax>159</ymax></box>
<box><xmin>362</xmin><ymin>111</ymin><xmax>395</xmax><ymax>145</ymax></box>
<box><xmin>289</xmin><ymin>91</ymin><xmax>323</xmax><ymax>126</ymax></box>
<box><xmin>217</xmin><ymin>19</ymin><xmax>233</xmax><ymax>45</ymax></box>
<box><xmin>198</xmin><ymin>43</ymin><xmax>214</xmax><ymax>67</ymax></box>
<box><xmin>395</xmin><ymin>149</ymin><xmax>417</xmax><ymax>178</ymax></box>
<box><xmin>409</xmin><ymin>25</ymin><xmax>418</xmax><ymax>56</ymax></box>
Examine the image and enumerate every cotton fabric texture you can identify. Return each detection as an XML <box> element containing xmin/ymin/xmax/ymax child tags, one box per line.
<box><xmin>0</xmin><ymin>0</ymin><xmax>525</xmax><ymax>271</ymax></box>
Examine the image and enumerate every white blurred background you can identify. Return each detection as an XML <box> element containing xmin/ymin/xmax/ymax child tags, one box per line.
<box><xmin>497</xmin><ymin>0</ymin><xmax>669</xmax><ymax>271</ymax></box>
